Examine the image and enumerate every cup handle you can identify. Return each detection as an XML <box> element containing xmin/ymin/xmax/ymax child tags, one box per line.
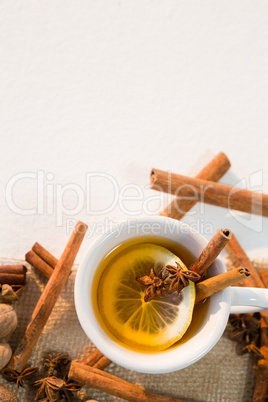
<box><xmin>230</xmin><ymin>287</ymin><xmax>268</xmax><ymax>314</ymax></box>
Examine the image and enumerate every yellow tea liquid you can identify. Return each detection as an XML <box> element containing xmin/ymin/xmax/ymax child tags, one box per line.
<box><xmin>92</xmin><ymin>236</ymin><xmax>209</xmax><ymax>352</ymax></box>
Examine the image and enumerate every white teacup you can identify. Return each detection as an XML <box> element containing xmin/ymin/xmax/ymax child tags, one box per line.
<box><xmin>75</xmin><ymin>217</ymin><xmax>268</xmax><ymax>374</ymax></box>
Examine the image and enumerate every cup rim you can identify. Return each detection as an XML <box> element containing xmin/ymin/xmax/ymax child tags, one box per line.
<box><xmin>75</xmin><ymin>216</ymin><xmax>231</xmax><ymax>373</ymax></box>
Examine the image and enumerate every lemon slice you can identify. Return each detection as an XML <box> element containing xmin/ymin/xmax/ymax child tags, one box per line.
<box><xmin>97</xmin><ymin>243</ymin><xmax>196</xmax><ymax>351</ymax></box>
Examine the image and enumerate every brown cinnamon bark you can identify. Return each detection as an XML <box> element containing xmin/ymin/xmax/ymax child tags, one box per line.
<box><xmin>8</xmin><ymin>221</ymin><xmax>88</xmax><ymax>373</ymax></box>
<box><xmin>0</xmin><ymin>265</ymin><xmax>27</xmax><ymax>285</ymax></box>
<box><xmin>69</xmin><ymin>361</ymin><xmax>183</xmax><ymax>402</ymax></box>
<box><xmin>226</xmin><ymin>235</ymin><xmax>264</xmax><ymax>288</ymax></box>
<box><xmin>191</xmin><ymin>229</ymin><xmax>232</xmax><ymax>276</ymax></box>
<box><xmin>80</xmin><ymin>348</ymin><xmax>111</xmax><ymax>370</ymax></box>
<box><xmin>195</xmin><ymin>267</ymin><xmax>250</xmax><ymax>304</ymax></box>
<box><xmin>25</xmin><ymin>250</ymin><xmax>54</xmax><ymax>279</ymax></box>
<box><xmin>93</xmin><ymin>356</ymin><xmax>112</xmax><ymax>370</ymax></box>
<box><xmin>160</xmin><ymin>152</ymin><xmax>231</xmax><ymax>219</ymax></box>
<box><xmin>81</xmin><ymin>349</ymin><xmax>103</xmax><ymax>366</ymax></box>
<box><xmin>32</xmin><ymin>242</ymin><xmax>58</xmax><ymax>268</ymax></box>
<box><xmin>151</xmin><ymin>169</ymin><xmax>268</xmax><ymax>217</ymax></box>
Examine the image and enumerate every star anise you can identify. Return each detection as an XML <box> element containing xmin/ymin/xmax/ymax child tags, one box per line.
<box><xmin>35</xmin><ymin>376</ymin><xmax>65</xmax><ymax>401</ymax></box>
<box><xmin>35</xmin><ymin>376</ymin><xmax>81</xmax><ymax>401</ymax></box>
<box><xmin>60</xmin><ymin>377</ymin><xmax>81</xmax><ymax>399</ymax></box>
<box><xmin>228</xmin><ymin>313</ymin><xmax>262</xmax><ymax>357</ymax></box>
<box><xmin>1</xmin><ymin>366</ymin><xmax>38</xmax><ymax>388</ymax></box>
<box><xmin>165</xmin><ymin>261</ymin><xmax>201</xmax><ymax>293</ymax></box>
<box><xmin>136</xmin><ymin>268</ymin><xmax>167</xmax><ymax>302</ymax></box>
<box><xmin>243</xmin><ymin>341</ymin><xmax>263</xmax><ymax>358</ymax></box>
<box><xmin>229</xmin><ymin>314</ymin><xmax>260</xmax><ymax>344</ymax></box>
<box><xmin>44</xmin><ymin>352</ymin><xmax>70</xmax><ymax>377</ymax></box>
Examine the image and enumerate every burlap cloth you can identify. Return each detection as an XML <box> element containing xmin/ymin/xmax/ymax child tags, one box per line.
<box><xmin>0</xmin><ymin>258</ymin><xmax>267</xmax><ymax>402</ymax></box>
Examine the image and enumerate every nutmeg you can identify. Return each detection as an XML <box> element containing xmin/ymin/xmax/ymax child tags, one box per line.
<box><xmin>0</xmin><ymin>385</ymin><xmax>19</xmax><ymax>402</ymax></box>
<box><xmin>0</xmin><ymin>342</ymin><xmax>12</xmax><ymax>369</ymax></box>
<box><xmin>0</xmin><ymin>303</ymin><xmax>17</xmax><ymax>339</ymax></box>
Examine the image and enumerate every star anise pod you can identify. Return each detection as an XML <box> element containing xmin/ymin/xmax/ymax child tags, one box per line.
<box><xmin>136</xmin><ymin>268</ymin><xmax>167</xmax><ymax>302</ymax></box>
<box><xmin>35</xmin><ymin>376</ymin><xmax>65</xmax><ymax>401</ymax></box>
<box><xmin>229</xmin><ymin>314</ymin><xmax>260</xmax><ymax>344</ymax></box>
<box><xmin>243</xmin><ymin>341</ymin><xmax>263</xmax><ymax>358</ymax></box>
<box><xmin>59</xmin><ymin>377</ymin><xmax>81</xmax><ymax>400</ymax></box>
<box><xmin>165</xmin><ymin>261</ymin><xmax>201</xmax><ymax>293</ymax></box>
<box><xmin>44</xmin><ymin>352</ymin><xmax>70</xmax><ymax>376</ymax></box>
<box><xmin>35</xmin><ymin>376</ymin><xmax>80</xmax><ymax>401</ymax></box>
<box><xmin>1</xmin><ymin>366</ymin><xmax>38</xmax><ymax>388</ymax></box>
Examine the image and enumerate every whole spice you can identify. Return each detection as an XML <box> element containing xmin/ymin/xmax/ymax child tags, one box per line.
<box><xmin>0</xmin><ymin>385</ymin><xmax>19</xmax><ymax>402</ymax></box>
<box><xmin>165</xmin><ymin>261</ymin><xmax>200</xmax><ymax>293</ymax></box>
<box><xmin>191</xmin><ymin>229</ymin><xmax>232</xmax><ymax>276</ymax></box>
<box><xmin>226</xmin><ymin>235</ymin><xmax>265</xmax><ymax>288</ymax></box>
<box><xmin>229</xmin><ymin>314</ymin><xmax>260</xmax><ymax>345</ymax></box>
<box><xmin>136</xmin><ymin>264</ymin><xmax>200</xmax><ymax>302</ymax></box>
<box><xmin>0</xmin><ymin>285</ymin><xmax>18</xmax><ymax>303</ymax></box>
<box><xmin>81</xmin><ymin>348</ymin><xmax>103</xmax><ymax>366</ymax></box>
<box><xmin>8</xmin><ymin>221</ymin><xmax>87</xmax><ymax>373</ymax></box>
<box><xmin>25</xmin><ymin>250</ymin><xmax>54</xmax><ymax>279</ymax></box>
<box><xmin>44</xmin><ymin>352</ymin><xmax>70</xmax><ymax>377</ymax></box>
<box><xmin>69</xmin><ymin>361</ymin><xmax>183</xmax><ymax>402</ymax></box>
<box><xmin>78</xmin><ymin>347</ymin><xmax>111</xmax><ymax>372</ymax></box>
<box><xmin>0</xmin><ymin>342</ymin><xmax>12</xmax><ymax>370</ymax></box>
<box><xmin>0</xmin><ymin>265</ymin><xmax>27</xmax><ymax>286</ymax></box>
<box><xmin>195</xmin><ymin>267</ymin><xmax>251</xmax><ymax>304</ymax></box>
<box><xmin>1</xmin><ymin>366</ymin><xmax>38</xmax><ymax>387</ymax></box>
<box><xmin>34</xmin><ymin>376</ymin><xmax>65</xmax><ymax>401</ymax></box>
<box><xmin>151</xmin><ymin>169</ymin><xmax>268</xmax><ymax>217</ymax></box>
<box><xmin>136</xmin><ymin>268</ymin><xmax>167</xmax><ymax>302</ymax></box>
<box><xmin>0</xmin><ymin>304</ymin><xmax>18</xmax><ymax>339</ymax></box>
<box><xmin>92</xmin><ymin>355</ymin><xmax>112</xmax><ymax>370</ymax></box>
<box><xmin>32</xmin><ymin>242</ymin><xmax>58</xmax><ymax>268</ymax></box>
<box><xmin>160</xmin><ymin>152</ymin><xmax>231</xmax><ymax>219</ymax></box>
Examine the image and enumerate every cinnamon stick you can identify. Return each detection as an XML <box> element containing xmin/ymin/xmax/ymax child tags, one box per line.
<box><xmin>81</xmin><ymin>349</ymin><xmax>103</xmax><ymax>366</ymax></box>
<box><xmin>0</xmin><ymin>265</ymin><xmax>27</xmax><ymax>286</ymax></box>
<box><xmin>226</xmin><ymin>235</ymin><xmax>264</xmax><ymax>288</ymax></box>
<box><xmin>93</xmin><ymin>356</ymin><xmax>112</xmax><ymax>370</ymax></box>
<box><xmin>25</xmin><ymin>250</ymin><xmax>54</xmax><ymax>279</ymax></box>
<box><xmin>191</xmin><ymin>229</ymin><xmax>232</xmax><ymax>276</ymax></box>
<box><xmin>80</xmin><ymin>348</ymin><xmax>111</xmax><ymax>370</ymax></box>
<box><xmin>151</xmin><ymin>169</ymin><xmax>268</xmax><ymax>217</ymax></box>
<box><xmin>160</xmin><ymin>152</ymin><xmax>231</xmax><ymax>219</ymax></box>
<box><xmin>69</xmin><ymin>361</ymin><xmax>183</xmax><ymax>402</ymax></box>
<box><xmin>8</xmin><ymin>221</ymin><xmax>88</xmax><ymax>373</ymax></box>
<box><xmin>195</xmin><ymin>267</ymin><xmax>250</xmax><ymax>304</ymax></box>
<box><xmin>32</xmin><ymin>242</ymin><xmax>58</xmax><ymax>268</ymax></box>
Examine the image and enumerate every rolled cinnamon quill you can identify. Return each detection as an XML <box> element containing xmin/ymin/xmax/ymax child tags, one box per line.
<box><xmin>151</xmin><ymin>169</ymin><xmax>268</xmax><ymax>217</ymax></box>
<box><xmin>32</xmin><ymin>242</ymin><xmax>58</xmax><ymax>268</ymax></box>
<box><xmin>69</xmin><ymin>361</ymin><xmax>183</xmax><ymax>402</ymax></box>
<box><xmin>195</xmin><ymin>267</ymin><xmax>250</xmax><ymax>304</ymax></box>
<box><xmin>25</xmin><ymin>250</ymin><xmax>54</xmax><ymax>279</ymax></box>
<box><xmin>226</xmin><ymin>235</ymin><xmax>264</xmax><ymax>288</ymax></box>
<box><xmin>191</xmin><ymin>229</ymin><xmax>232</xmax><ymax>276</ymax></box>
<box><xmin>160</xmin><ymin>152</ymin><xmax>231</xmax><ymax>219</ymax></box>
<box><xmin>8</xmin><ymin>221</ymin><xmax>88</xmax><ymax>373</ymax></box>
<box><xmin>81</xmin><ymin>349</ymin><xmax>103</xmax><ymax>366</ymax></box>
<box><xmin>0</xmin><ymin>265</ymin><xmax>27</xmax><ymax>286</ymax></box>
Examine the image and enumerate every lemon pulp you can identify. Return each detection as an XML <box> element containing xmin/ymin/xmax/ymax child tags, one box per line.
<box><xmin>97</xmin><ymin>243</ymin><xmax>196</xmax><ymax>351</ymax></box>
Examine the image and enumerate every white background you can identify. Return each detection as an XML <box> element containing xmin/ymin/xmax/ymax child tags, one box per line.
<box><xmin>0</xmin><ymin>1</ymin><xmax>268</xmax><ymax>263</ymax></box>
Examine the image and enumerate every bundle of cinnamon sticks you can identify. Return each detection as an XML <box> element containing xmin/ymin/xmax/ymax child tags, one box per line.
<box><xmin>151</xmin><ymin>152</ymin><xmax>268</xmax><ymax>401</ymax></box>
<box><xmin>2</xmin><ymin>152</ymin><xmax>267</xmax><ymax>402</ymax></box>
